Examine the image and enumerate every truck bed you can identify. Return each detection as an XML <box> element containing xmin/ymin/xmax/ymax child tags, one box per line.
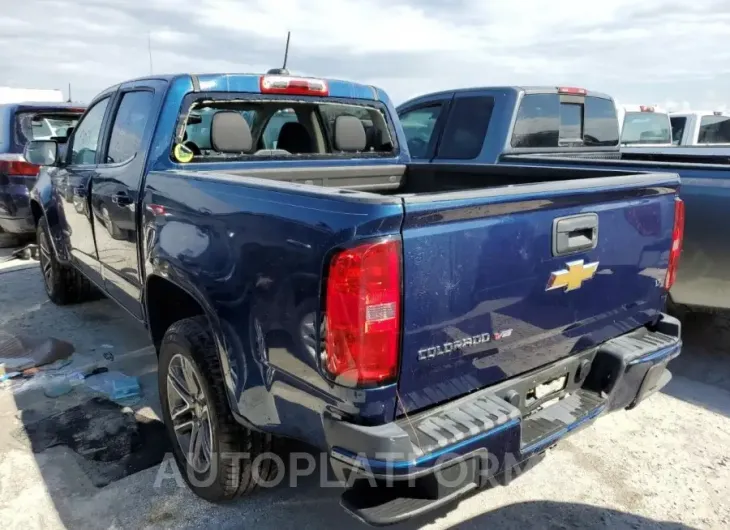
<box><xmin>193</xmin><ymin>160</ymin><xmax>651</xmax><ymax>197</ymax></box>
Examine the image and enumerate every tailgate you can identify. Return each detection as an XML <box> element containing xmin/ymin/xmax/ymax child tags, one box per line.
<box><xmin>397</xmin><ymin>172</ymin><xmax>679</xmax><ymax>414</ymax></box>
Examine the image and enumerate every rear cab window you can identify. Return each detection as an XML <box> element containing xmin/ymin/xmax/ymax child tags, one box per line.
<box><xmin>620</xmin><ymin>109</ymin><xmax>671</xmax><ymax>145</ymax></box>
<box><xmin>698</xmin><ymin>114</ymin><xmax>730</xmax><ymax>144</ymax></box>
<box><xmin>511</xmin><ymin>89</ymin><xmax>619</xmax><ymax>149</ymax></box>
<box><xmin>173</xmin><ymin>95</ymin><xmax>397</xmax><ymax>163</ymax></box>
<box><xmin>14</xmin><ymin>108</ymin><xmax>84</xmax><ymax>147</ymax></box>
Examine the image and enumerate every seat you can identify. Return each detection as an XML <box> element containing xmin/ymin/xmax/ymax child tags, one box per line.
<box><xmin>210</xmin><ymin>111</ymin><xmax>253</xmax><ymax>154</ymax></box>
<box><xmin>276</xmin><ymin>122</ymin><xmax>314</xmax><ymax>154</ymax></box>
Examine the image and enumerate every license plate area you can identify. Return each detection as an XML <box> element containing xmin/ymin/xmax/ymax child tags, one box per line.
<box><xmin>526</xmin><ymin>374</ymin><xmax>568</xmax><ymax>407</ymax></box>
<box><xmin>490</xmin><ymin>348</ymin><xmax>597</xmax><ymax>417</ymax></box>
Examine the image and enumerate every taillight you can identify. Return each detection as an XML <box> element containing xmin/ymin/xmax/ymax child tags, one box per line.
<box><xmin>640</xmin><ymin>105</ymin><xmax>655</xmax><ymax>112</ymax></box>
<box><xmin>665</xmin><ymin>197</ymin><xmax>685</xmax><ymax>290</ymax></box>
<box><xmin>259</xmin><ymin>75</ymin><xmax>329</xmax><ymax>97</ymax></box>
<box><xmin>0</xmin><ymin>160</ymin><xmax>39</xmax><ymax>177</ymax></box>
<box><xmin>324</xmin><ymin>239</ymin><xmax>401</xmax><ymax>386</ymax></box>
<box><xmin>557</xmin><ymin>87</ymin><xmax>587</xmax><ymax>96</ymax></box>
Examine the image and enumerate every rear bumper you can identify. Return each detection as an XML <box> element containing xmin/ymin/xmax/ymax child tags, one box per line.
<box><xmin>0</xmin><ymin>181</ymin><xmax>34</xmax><ymax>235</ymax></box>
<box><xmin>326</xmin><ymin>313</ymin><xmax>681</xmax><ymax>526</ymax></box>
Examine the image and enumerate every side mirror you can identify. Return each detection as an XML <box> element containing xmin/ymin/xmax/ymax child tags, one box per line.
<box><xmin>24</xmin><ymin>140</ymin><xmax>59</xmax><ymax>167</ymax></box>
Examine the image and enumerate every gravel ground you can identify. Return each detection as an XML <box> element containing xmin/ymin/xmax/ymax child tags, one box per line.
<box><xmin>0</xmin><ymin>256</ymin><xmax>729</xmax><ymax>530</ymax></box>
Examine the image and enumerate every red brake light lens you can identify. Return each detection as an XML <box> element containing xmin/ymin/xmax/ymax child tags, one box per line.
<box><xmin>557</xmin><ymin>87</ymin><xmax>587</xmax><ymax>96</ymax></box>
<box><xmin>259</xmin><ymin>75</ymin><xmax>329</xmax><ymax>97</ymax></box>
<box><xmin>640</xmin><ymin>105</ymin><xmax>655</xmax><ymax>112</ymax></box>
<box><xmin>0</xmin><ymin>160</ymin><xmax>39</xmax><ymax>177</ymax></box>
<box><xmin>324</xmin><ymin>239</ymin><xmax>401</xmax><ymax>386</ymax></box>
<box><xmin>665</xmin><ymin>197</ymin><xmax>685</xmax><ymax>290</ymax></box>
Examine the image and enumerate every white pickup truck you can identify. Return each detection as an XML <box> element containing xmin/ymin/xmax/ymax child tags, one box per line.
<box><xmin>670</xmin><ymin>111</ymin><xmax>730</xmax><ymax>146</ymax></box>
<box><xmin>617</xmin><ymin>104</ymin><xmax>672</xmax><ymax>147</ymax></box>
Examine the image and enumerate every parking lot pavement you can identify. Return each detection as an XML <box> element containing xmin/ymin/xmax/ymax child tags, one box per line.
<box><xmin>0</xmin><ymin>259</ymin><xmax>729</xmax><ymax>529</ymax></box>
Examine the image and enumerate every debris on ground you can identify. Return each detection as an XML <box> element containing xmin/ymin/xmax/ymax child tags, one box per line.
<box><xmin>0</xmin><ymin>243</ymin><xmax>39</xmax><ymax>262</ymax></box>
<box><xmin>0</xmin><ymin>330</ymin><xmax>74</xmax><ymax>372</ymax></box>
<box><xmin>85</xmin><ymin>370</ymin><xmax>142</xmax><ymax>405</ymax></box>
<box><xmin>14</xmin><ymin>397</ymin><xmax>171</xmax><ymax>487</ymax></box>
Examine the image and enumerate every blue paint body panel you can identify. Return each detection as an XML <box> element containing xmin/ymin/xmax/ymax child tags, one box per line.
<box><xmin>396</xmin><ymin>175</ymin><xmax>676</xmax><ymax>413</ymax></box>
<box><xmin>500</xmin><ymin>156</ymin><xmax>730</xmax><ymax>311</ymax></box>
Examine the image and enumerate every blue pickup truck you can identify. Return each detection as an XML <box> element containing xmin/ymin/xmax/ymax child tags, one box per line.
<box><xmin>398</xmin><ymin>86</ymin><xmax>722</xmax><ymax>315</ymax></box>
<box><xmin>26</xmin><ymin>74</ymin><xmax>683</xmax><ymax>525</ymax></box>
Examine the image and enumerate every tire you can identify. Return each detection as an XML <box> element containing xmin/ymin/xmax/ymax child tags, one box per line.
<box><xmin>37</xmin><ymin>217</ymin><xmax>97</xmax><ymax>305</ymax></box>
<box><xmin>159</xmin><ymin>316</ymin><xmax>278</xmax><ymax>502</ymax></box>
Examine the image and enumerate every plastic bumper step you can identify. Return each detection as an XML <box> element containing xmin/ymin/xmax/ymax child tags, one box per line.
<box><xmin>520</xmin><ymin>390</ymin><xmax>605</xmax><ymax>452</ymax></box>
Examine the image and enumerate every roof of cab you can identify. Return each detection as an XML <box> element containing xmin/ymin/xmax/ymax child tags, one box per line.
<box><xmin>399</xmin><ymin>86</ymin><xmax>613</xmax><ymax>108</ymax></box>
<box><xmin>114</xmin><ymin>73</ymin><xmax>384</xmax><ymax>102</ymax></box>
<box><xmin>0</xmin><ymin>101</ymin><xmax>87</xmax><ymax>110</ymax></box>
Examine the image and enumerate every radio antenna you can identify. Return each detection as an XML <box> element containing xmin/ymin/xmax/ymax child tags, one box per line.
<box><xmin>282</xmin><ymin>31</ymin><xmax>291</xmax><ymax>70</ymax></box>
<box><xmin>148</xmin><ymin>32</ymin><xmax>154</xmax><ymax>74</ymax></box>
<box><xmin>267</xmin><ymin>32</ymin><xmax>292</xmax><ymax>75</ymax></box>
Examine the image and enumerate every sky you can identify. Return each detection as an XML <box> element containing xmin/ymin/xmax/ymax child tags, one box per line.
<box><xmin>1</xmin><ymin>0</ymin><xmax>729</xmax><ymax>110</ymax></box>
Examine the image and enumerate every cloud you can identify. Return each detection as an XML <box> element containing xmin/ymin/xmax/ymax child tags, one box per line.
<box><xmin>0</xmin><ymin>0</ymin><xmax>728</xmax><ymax>109</ymax></box>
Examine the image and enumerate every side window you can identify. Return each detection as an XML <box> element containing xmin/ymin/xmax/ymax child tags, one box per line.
<box><xmin>106</xmin><ymin>91</ymin><xmax>154</xmax><ymax>164</ymax></box>
<box><xmin>698</xmin><ymin>115</ymin><xmax>730</xmax><ymax>144</ymax></box>
<box><xmin>70</xmin><ymin>98</ymin><xmax>110</xmax><ymax>165</ymax></box>
<box><xmin>670</xmin><ymin>117</ymin><xmax>686</xmax><ymax>145</ymax></box>
<box><xmin>398</xmin><ymin>105</ymin><xmax>442</xmax><ymax>159</ymax></box>
<box><xmin>511</xmin><ymin>94</ymin><xmax>559</xmax><ymax>148</ymax></box>
<box><xmin>436</xmin><ymin>96</ymin><xmax>493</xmax><ymax>160</ymax></box>
<box><xmin>261</xmin><ymin>109</ymin><xmax>299</xmax><ymax>149</ymax></box>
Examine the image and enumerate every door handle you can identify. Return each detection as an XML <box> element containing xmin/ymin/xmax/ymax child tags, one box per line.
<box><xmin>552</xmin><ymin>213</ymin><xmax>598</xmax><ymax>256</ymax></box>
<box><xmin>111</xmin><ymin>191</ymin><xmax>132</xmax><ymax>206</ymax></box>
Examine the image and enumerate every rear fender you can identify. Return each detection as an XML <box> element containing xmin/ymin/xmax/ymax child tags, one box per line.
<box><xmin>143</xmin><ymin>254</ymin><xmax>264</xmax><ymax>431</ymax></box>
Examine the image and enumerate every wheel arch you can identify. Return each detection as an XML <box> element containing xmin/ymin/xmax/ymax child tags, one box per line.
<box><xmin>144</xmin><ymin>272</ymin><xmax>255</xmax><ymax>430</ymax></box>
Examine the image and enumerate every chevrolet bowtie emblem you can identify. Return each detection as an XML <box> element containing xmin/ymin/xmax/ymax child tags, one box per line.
<box><xmin>546</xmin><ymin>260</ymin><xmax>599</xmax><ymax>292</ymax></box>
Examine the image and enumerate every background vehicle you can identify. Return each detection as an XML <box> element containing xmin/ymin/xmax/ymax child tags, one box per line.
<box><xmin>0</xmin><ymin>102</ymin><xmax>84</xmax><ymax>247</ymax></box>
<box><xmin>0</xmin><ymin>86</ymin><xmax>64</xmax><ymax>104</ymax></box>
<box><xmin>27</xmin><ymin>75</ymin><xmax>682</xmax><ymax>525</ymax></box>
<box><xmin>617</xmin><ymin>104</ymin><xmax>672</xmax><ymax>146</ymax></box>
<box><xmin>669</xmin><ymin>110</ymin><xmax>730</xmax><ymax>146</ymax></box>
<box><xmin>396</xmin><ymin>85</ymin><xmax>718</xmax><ymax>313</ymax></box>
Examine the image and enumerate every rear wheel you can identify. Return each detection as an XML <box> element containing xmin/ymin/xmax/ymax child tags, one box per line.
<box><xmin>37</xmin><ymin>217</ymin><xmax>97</xmax><ymax>305</ymax></box>
<box><xmin>159</xmin><ymin>316</ymin><xmax>278</xmax><ymax>502</ymax></box>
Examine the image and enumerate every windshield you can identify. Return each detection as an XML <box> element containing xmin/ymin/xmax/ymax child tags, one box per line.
<box><xmin>14</xmin><ymin>111</ymin><xmax>81</xmax><ymax>145</ymax></box>
<box><xmin>620</xmin><ymin>112</ymin><xmax>671</xmax><ymax>145</ymax></box>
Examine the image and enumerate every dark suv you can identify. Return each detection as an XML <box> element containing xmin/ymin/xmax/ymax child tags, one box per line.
<box><xmin>0</xmin><ymin>102</ymin><xmax>85</xmax><ymax>247</ymax></box>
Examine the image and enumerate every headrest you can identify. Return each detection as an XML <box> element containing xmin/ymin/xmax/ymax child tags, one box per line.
<box><xmin>210</xmin><ymin>111</ymin><xmax>253</xmax><ymax>153</ymax></box>
<box><xmin>333</xmin><ymin>115</ymin><xmax>366</xmax><ymax>152</ymax></box>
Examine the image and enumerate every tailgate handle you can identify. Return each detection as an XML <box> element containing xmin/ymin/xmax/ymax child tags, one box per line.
<box><xmin>552</xmin><ymin>214</ymin><xmax>598</xmax><ymax>256</ymax></box>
